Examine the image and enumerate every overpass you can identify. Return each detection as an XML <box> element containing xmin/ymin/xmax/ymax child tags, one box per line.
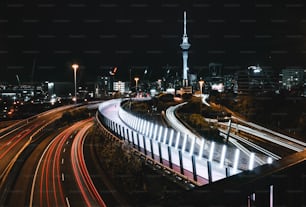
<box><xmin>96</xmin><ymin>98</ymin><xmax>306</xmax><ymax>206</ymax></box>
<box><xmin>96</xmin><ymin>99</ymin><xmax>270</xmax><ymax>186</ymax></box>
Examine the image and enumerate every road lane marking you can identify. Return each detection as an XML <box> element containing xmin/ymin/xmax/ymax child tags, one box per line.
<box><xmin>62</xmin><ymin>173</ymin><xmax>65</xmax><ymax>181</ymax></box>
<box><xmin>61</xmin><ymin>158</ymin><xmax>64</xmax><ymax>165</ymax></box>
<box><xmin>63</xmin><ymin>148</ymin><xmax>66</xmax><ymax>153</ymax></box>
<box><xmin>65</xmin><ymin>197</ymin><xmax>71</xmax><ymax>207</ymax></box>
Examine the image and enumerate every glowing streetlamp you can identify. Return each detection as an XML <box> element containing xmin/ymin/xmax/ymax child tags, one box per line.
<box><xmin>72</xmin><ymin>63</ymin><xmax>79</xmax><ymax>103</ymax></box>
<box><xmin>199</xmin><ymin>79</ymin><xmax>204</xmax><ymax>97</ymax></box>
<box><xmin>157</xmin><ymin>79</ymin><xmax>162</xmax><ymax>90</ymax></box>
<box><xmin>134</xmin><ymin>77</ymin><xmax>139</xmax><ymax>93</ymax></box>
<box><xmin>199</xmin><ymin>78</ymin><xmax>204</xmax><ymax>112</ymax></box>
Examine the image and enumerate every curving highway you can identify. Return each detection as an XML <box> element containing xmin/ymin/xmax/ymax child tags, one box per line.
<box><xmin>0</xmin><ymin>105</ymin><xmax>74</xmax><ymax>192</ymax></box>
<box><xmin>166</xmin><ymin>99</ymin><xmax>306</xmax><ymax>166</ymax></box>
<box><xmin>218</xmin><ymin>117</ymin><xmax>306</xmax><ymax>154</ymax></box>
<box><xmin>1</xmin><ymin>103</ymin><xmax>110</xmax><ymax>206</ymax></box>
<box><xmin>164</xmin><ymin>102</ymin><xmax>260</xmax><ymax>170</ymax></box>
<box><xmin>29</xmin><ymin>118</ymin><xmax>106</xmax><ymax>207</ymax></box>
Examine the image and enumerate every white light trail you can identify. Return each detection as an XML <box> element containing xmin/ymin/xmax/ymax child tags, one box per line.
<box><xmin>65</xmin><ymin>197</ymin><xmax>71</xmax><ymax>207</ymax></box>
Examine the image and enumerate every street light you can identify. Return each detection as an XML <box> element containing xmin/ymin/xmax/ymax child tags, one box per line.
<box><xmin>134</xmin><ymin>77</ymin><xmax>139</xmax><ymax>95</ymax></box>
<box><xmin>199</xmin><ymin>78</ymin><xmax>204</xmax><ymax>113</ymax></box>
<box><xmin>72</xmin><ymin>63</ymin><xmax>79</xmax><ymax>103</ymax></box>
<box><xmin>157</xmin><ymin>79</ymin><xmax>162</xmax><ymax>90</ymax></box>
<box><xmin>199</xmin><ymin>79</ymin><xmax>204</xmax><ymax>97</ymax></box>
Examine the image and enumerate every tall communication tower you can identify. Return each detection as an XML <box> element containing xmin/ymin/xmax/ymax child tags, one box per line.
<box><xmin>180</xmin><ymin>11</ymin><xmax>191</xmax><ymax>87</ymax></box>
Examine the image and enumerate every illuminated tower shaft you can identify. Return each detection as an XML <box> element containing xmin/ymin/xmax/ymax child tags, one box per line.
<box><xmin>180</xmin><ymin>11</ymin><xmax>191</xmax><ymax>87</ymax></box>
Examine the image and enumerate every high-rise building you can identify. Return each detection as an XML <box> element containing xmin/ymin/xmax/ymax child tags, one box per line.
<box><xmin>209</xmin><ymin>63</ymin><xmax>223</xmax><ymax>77</ymax></box>
<box><xmin>113</xmin><ymin>81</ymin><xmax>126</xmax><ymax>94</ymax></box>
<box><xmin>235</xmin><ymin>65</ymin><xmax>278</xmax><ymax>94</ymax></box>
<box><xmin>280</xmin><ymin>68</ymin><xmax>304</xmax><ymax>90</ymax></box>
<box><xmin>96</xmin><ymin>76</ymin><xmax>113</xmax><ymax>97</ymax></box>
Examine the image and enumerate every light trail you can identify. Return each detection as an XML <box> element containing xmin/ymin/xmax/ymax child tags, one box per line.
<box><xmin>232</xmin><ymin>116</ymin><xmax>306</xmax><ymax>149</ymax></box>
<box><xmin>98</xmin><ymin>99</ymin><xmax>236</xmax><ymax>185</ymax></box>
<box><xmin>219</xmin><ymin>129</ymin><xmax>281</xmax><ymax>160</ymax></box>
<box><xmin>219</xmin><ymin>121</ymin><xmax>305</xmax><ymax>152</ymax></box>
<box><xmin>30</xmin><ymin>119</ymin><xmax>105</xmax><ymax>207</ymax></box>
<box><xmin>71</xmin><ymin>121</ymin><xmax>106</xmax><ymax>207</ymax></box>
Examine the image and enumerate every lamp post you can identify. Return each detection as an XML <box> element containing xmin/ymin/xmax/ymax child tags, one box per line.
<box><xmin>199</xmin><ymin>79</ymin><xmax>204</xmax><ymax>113</ymax></box>
<box><xmin>72</xmin><ymin>63</ymin><xmax>79</xmax><ymax>103</ymax></box>
<box><xmin>134</xmin><ymin>77</ymin><xmax>139</xmax><ymax>96</ymax></box>
<box><xmin>157</xmin><ymin>79</ymin><xmax>162</xmax><ymax>90</ymax></box>
<box><xmin>199</xmin><ymin>79</ymin><xmax>204</xmax><ymax>97</ymax></box>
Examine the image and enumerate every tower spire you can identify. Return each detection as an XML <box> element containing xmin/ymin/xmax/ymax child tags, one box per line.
<box><xmin>184</xmin><ymin>11</ymin><xmax>187</xmax><ymax>36</ymax></box>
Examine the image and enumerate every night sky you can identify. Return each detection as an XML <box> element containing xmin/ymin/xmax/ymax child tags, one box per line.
<box><xmin>1</xmin><ymin>0</ymin><xmax>306</xmax><ymax>83</ymax></box>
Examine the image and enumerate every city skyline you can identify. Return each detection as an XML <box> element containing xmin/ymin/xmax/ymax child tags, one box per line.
<box><xmin>1</xmin><ymin>1</ymin><xmax>306</xmax><ymax>83</ymax></box>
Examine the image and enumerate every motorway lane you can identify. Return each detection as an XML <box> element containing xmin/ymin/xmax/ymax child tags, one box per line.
<box><xmin>166</xmin><ymin>101</ymin><xmax>306</xmax><ymax>168</ymax></box>
<box><xmin>29</xmin><ymin>118</ymin><xmax>106</xmax><ymax>207</ymax></box>
<box><xmin>217</xmin><ymin>118</ymin><xmax>306</xmax><ymax>157</ymax></box>
<box><xmin>70</xmin><ymin>120</ymin><xmax>106</xmax><ymax>207</ymax></box>
<box><xmin>0</xmin><ymin>106</ymin><xmax>75</xmax><ymax>190</ymax></box>
<box><xmin>0</xmin><ymin>104</ymin><xmax>88</xmax><ymax>205</ymax></box>
<box><xmin>164</xmin><ymin>103</ymin><xmax>254</xmax><ymax>171</ymax></box>
<box><xmin>4</xmin><ymin>128</ymin><xmax>68</xmax><ymax>206</ymax></box>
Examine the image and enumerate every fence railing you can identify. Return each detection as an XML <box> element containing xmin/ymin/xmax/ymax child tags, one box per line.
<box><xmin>97</xmin><ymin>99</ymin><xmax>250</xmax><ymax>186</ymax></box>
